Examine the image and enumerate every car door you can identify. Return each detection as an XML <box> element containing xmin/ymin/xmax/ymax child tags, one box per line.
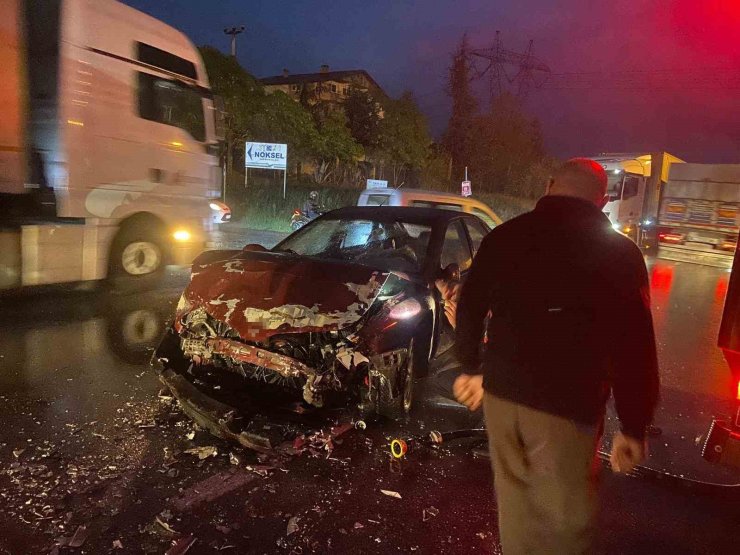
<box><xmin>462</xmin><ymin>216</ymin><xmax>491</xmax><ymax>257</ymax></box>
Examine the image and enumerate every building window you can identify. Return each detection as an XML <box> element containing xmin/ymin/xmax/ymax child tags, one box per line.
<box><xmin>137</xmin><ymin>72</ymin><xmax>205</xmax><ymax>142</ymax></box>
<box><xmin>330</xmin><ymin>83</ymin><xmax>337</xmax><ymax>93</ymax></box>
<box><xmin>290</xmin><ymin>84</ymin><xmax>300</xmax><ymax>92</ymax></box>
<box><xmin>343</xmin><ymin>87</ymin><xmax>349</xmax><ymax>96</ymax></box>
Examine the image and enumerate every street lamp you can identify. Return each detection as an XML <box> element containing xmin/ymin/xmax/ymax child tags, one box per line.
<box><xmin>223</xmin><ymin>26</ymin><xmax>245</xmax><ymax>57</ymax></box>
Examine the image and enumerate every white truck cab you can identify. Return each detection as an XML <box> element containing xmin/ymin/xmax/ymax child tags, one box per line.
<box><xmin>592</xmin><ymin>153</ymin><xmax>684</xmax><ymax>239</ymax></box>
<box><xmin>357</xmin><ymin>188</ymin><xmax>502</xmax><ymax>228</ymax></box>
<box><xmin>0</xmin><ymin>0</ymin><xmax>223</xmax><ymax>289</ymax></box>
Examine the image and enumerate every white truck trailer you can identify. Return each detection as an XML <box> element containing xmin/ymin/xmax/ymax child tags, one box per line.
<box><xmin>656</xmin><ymin>164</ymin><xmax>740</xmax><ymax>267</ymax></box>
<box><xmin>0</xmin><ymin>0</ymin><xmax>223</xmax><ymax>290</ymax></box>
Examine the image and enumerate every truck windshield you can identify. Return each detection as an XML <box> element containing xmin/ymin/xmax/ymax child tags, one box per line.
<box><xmin>138</xmin><ymin>73</ymin><xmax>206</xmax><ymax>142</ymax></box>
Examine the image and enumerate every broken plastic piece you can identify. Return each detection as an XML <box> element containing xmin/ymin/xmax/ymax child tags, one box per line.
<box><xmin>68</xmin><ymin>525</ymin><xmax>89</xmax><ymax>548</ymax></box>
<box><xmin>422</xmin><ymin>506</ymin><xmax>439</xmax><ymax>522</ymax></box>
<box><xmin>380</xmin><ymin>489</ymin><xmax>402</xmax><ymax>499</ymax></box>
<box><xmin>165</xmin><ymin>535</ymin><xmax>197</xmax><ymax>555</ymax></box>
<box><xmin>184</xmin><ymin>446</ymin><xmax>218</xmax><ymax>460</ymax></box>
<box><xmin>286</xmin><ymin>516</ymin><xmax>300</xmax><ymax>535</ymax></box>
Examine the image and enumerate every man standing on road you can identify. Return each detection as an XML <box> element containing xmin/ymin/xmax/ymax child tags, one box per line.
<box><xmin>453</xmin><ymin>158</ymin><xmax>659</xmax><ymax>554</ymax></box>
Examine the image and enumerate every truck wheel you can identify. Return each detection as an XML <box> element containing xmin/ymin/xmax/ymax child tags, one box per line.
<box><xmin>109</xmin><ymin>224</ymin><xmax>166</xmax><ymax>288</ymax></box>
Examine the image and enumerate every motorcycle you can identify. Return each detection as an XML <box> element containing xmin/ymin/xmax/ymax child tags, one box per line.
<box><xmin>290</xmin><ymin>207</ymin><xmax>324</xmax><ymax>231</ymax></box>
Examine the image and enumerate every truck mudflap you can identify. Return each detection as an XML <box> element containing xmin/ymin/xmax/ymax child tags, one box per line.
<box><xmin>157</xmin><ymin>366</ymin><xmax>273</xmax><ymax>453</ymax></box>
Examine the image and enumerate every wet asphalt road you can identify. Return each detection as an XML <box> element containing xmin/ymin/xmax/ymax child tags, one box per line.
<box><xmin>1</xmin><ymin>251</ymin><xmax>739</xmax><ymax>554</ymax></box>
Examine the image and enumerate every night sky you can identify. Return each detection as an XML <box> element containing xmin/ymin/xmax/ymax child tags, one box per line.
<box><xmin>122</xmin><ymin>0</ymin><xmax>739</xmax><ymax>163</ymax></box>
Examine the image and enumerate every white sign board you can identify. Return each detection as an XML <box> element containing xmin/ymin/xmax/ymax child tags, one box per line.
<box><xmin>366</xmin><ymin>179</ymin><xmax>388</xmax><ymax>189</ymax></box>
<box><xmin>245</xmin><ymin>142</ymin><xmax>287</xmax><ymax>170</ymax></box>
<box><xmin>461</xmin><ymin>180</ymin><xmax>472</xmax><ymax>197</ymax></box>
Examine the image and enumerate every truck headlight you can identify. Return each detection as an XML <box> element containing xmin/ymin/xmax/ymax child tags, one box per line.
<box><xmin>173</xmin><ymin>229</ymin><xmax>191</xmax><ymax>242</ymax></box>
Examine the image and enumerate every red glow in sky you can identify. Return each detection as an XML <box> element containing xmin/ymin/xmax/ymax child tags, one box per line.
<box><xmin>671</xmin><ymin>0</ymin><xmax>740</xmax><ymax>56</ymax></box>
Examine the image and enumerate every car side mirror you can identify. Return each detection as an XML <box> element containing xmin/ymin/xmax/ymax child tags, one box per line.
<box><xmin>441</xmin><ymin>263</ymin><xmax>460</xmax><ymax>282</ymax></box>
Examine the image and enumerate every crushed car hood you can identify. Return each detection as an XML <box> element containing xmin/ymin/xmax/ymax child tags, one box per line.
<box><xmin>177</xmin><ymin>251</ymin><xmax>390</xmax><ymax>342</ymax></box>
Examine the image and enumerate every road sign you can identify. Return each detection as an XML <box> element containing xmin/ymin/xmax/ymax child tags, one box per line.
<box><xmin>461</xmin><ymin>180</ymin><xmax>472</xmax><ymax>197</ymax></box>
<box><xmin>245</xmin><ymin>142</ymin><xmax>287</xmax><ymax>170</ymax></box>
<box><xmin>366</xmin><ymin>179</ymin><xmax>388</xmax><ymax>189</ymax></box>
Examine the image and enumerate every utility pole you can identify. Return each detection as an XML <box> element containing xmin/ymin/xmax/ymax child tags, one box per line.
<box><xmin>223</xmin><ymin>26</ymin><xmax>245</xmax><ymax>57</ymax></box>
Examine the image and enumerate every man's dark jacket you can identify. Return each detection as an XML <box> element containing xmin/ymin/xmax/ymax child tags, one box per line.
<box><xmin>456</xmin><ymin>195</ymin><xmax>659</xmax><ymax>440</ymax></box>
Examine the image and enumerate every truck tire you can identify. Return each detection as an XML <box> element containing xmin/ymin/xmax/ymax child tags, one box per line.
<box><xmin>109</xmin><ymin>222</ymin><xmax>166</xmax><ymax>289</ymax></box>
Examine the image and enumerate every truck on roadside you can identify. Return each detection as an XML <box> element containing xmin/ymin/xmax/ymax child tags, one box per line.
<box><xmin>591</xmin><ymin>152</ymin><xmax>684</xmax><ymax>247</ymax></box>
<box><xmin>0</xmin><ymin>0</ymin><xmax>223</xmax><ymax>290</ymax></box>
<box><xmin>656</xmin><ymin>164</ymin><xmax>740</xmax><ymax>267</ymax></box>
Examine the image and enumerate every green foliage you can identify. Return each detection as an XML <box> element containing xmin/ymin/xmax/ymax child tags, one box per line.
<box><xmin>376</xmin><ymin>91</ymin><xmax>431</xmax><ymax>186</ymax></box>
<box><xmin>469</xmin><ymin>92</ymin><xmax>552</xmax><ymax>198</ymax></box>
<box><xmin>344</xmin><ymin>89</ymin><xmax>383</xmax><ymax>148</ymax></box>
<box><xmin>250</xmin><ymin>91</ymin><xmax>320</xmax><ymax>160</ymax></box>
<box><xmin>231</xmin><ymin>182</ymin><xmax>362</xmax><ymax>232</ymax></box>
<box><xmin>312</xmin><ymin>110</ymin><xmax>363</xmax><ymax>183</ymax></box>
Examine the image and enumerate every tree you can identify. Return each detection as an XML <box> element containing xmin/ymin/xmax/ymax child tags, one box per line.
<box><xmin>468</xmin><ymin>92</ymin><xmax>549</xmax><ymax>197</ymax></box>
<box><xmin>376</xmin><ymin>91</ymin><xmax>430</xmax><ymax>186</ymax></box>
<box><xmin>250</xmin><ymin>91</ymin><xmax>320</xmax><ymax>163</ymax></box>
<box><xmin>312</xmin><ymin>110</ymin><xmax>363</xmax><ymax>184</ymax></box>
<box><xmin>343</xmin><ymin>89</ymin><xmax>382</xmax><ymax>148</ymax></box>
<box><xmin>443</xmin><ymin>34</ymin><xmax>478</xmax><ymax>182</ymax></box>
<box><xmin>199</xmin><ymin>46</ymin><xmax>263</xmax><ymax>177</ymax></box>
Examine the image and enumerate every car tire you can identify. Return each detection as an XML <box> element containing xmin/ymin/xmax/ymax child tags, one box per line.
<box><xmin>376</xmin><ymin>339</ymin><xmax>415</xmax><ymax>419</ymax></box>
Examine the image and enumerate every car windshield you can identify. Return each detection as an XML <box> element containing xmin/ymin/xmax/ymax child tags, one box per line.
<box><xmin>274</xmin><ymin>217</ymin><xmax>433</xmax><ymax>273</ymax></box>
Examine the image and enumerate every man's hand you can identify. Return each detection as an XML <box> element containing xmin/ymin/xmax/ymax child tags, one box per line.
<box><xmin>453</xmin><ymin>374</ymin><xmax>484</xmax><ymax>411</ymax></box>
<box><xmin>610</xmin><ymin>432</ymin><xmax>647</xmax><ymax>474</ymax></box>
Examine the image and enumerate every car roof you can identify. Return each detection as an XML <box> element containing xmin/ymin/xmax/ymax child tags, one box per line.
<box><xmin>324</xmin><ymin>205</ymin><xmax>468</xmax><ymax>224</ymax></box>
<box><xmin>362</xmin><ymin>188</ymin><xmax>468</xmax><ymax>200</ymax></box>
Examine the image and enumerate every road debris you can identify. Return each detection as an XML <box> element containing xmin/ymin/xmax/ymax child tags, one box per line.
<box><xmin>380</xmin><ymin>489</ymin><xmax>402</xmax><ymax>499</ymax></box>
<box><xmin>12</xmin><ymin>448</ymin><xmax>25</xmax><ymax>458</ymax></box>
<box><xmin>156</xmin><ymin>516</ymin><xmax>178</xmax><ymax>534</ymax></box>
<box><xmin>286</xmin><ymin>516</ymin><xmax>300</xmax><ymax>535</ymax></box>
<box><xmin>165</xmin><ymin>535</ymin><xmax>197</xmax><ymax>555</ymax></box>
<box><xmin>423</xmin><ymin>506</ymin><xmax>439</xmax><ymax>521</ymax></box>
<box><xmin>229</xmin><ymin>452</ymin><xmax>242</xmax><ymax>466</ymax></box>
<box><xmin>170</xmin><ymin>469</ymin><xmax>256</xmax><ymax>512</ymax></box>
<box><xmin>112</xmin><ymin>539</ymin><xmax>124</xmax><ymax>549</ymax></box>
<box><xmin>184</xmin><ymin>445</ymin><xmax>217</xmax><ymax>460</ymax></box>
<box><xmin>68</xmin><ymin>525</ymin><xmax>89</xmax><ymax>548</ymax></box>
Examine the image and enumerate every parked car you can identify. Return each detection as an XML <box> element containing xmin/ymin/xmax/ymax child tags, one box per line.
<box><xmin>357</xmin><ymin>188</ymin><xmax>502</xmax><ymax>228</ymax></box>
<box><xmin>152</xmin><ymin>207</ymin><xmax>492</xmax><ymax>448</ymax></box>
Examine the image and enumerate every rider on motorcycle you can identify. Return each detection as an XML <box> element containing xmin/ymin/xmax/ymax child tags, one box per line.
<box><xmin>303</xmin><ymin>190</ymin><xmax>323</xmax><ymax>219</ymax></box>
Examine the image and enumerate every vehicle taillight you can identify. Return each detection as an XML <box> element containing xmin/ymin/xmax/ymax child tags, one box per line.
<box><xmin>659</xmin><ymin>232</ymin><xmax>684</xmax><ymax>243</ymax></box>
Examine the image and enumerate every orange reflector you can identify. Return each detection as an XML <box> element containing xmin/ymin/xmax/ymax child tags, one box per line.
<box><xmin>390</xmin><ymin>439</ymin><xmax>408</xmax><ymax>459</ymax></box>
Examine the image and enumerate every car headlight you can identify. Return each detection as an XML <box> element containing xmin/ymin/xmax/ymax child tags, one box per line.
<box><xmin>389</xmin><ymin>298</ymin><xmax>422</xmax><ymax>320</ymax></box>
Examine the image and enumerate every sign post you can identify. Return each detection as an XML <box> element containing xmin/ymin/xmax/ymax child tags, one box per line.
<box><xmin>461</xmin><ymin>180</ymin><xmax>472</xmax><ymax>197</ymax></box>
<box><xmin>245</xmin><ymin>142</ymin><xmax>288</xmax><ymax>198</ymax></box>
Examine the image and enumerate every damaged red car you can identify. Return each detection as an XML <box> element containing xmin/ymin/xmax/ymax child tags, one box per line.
<box><xmin>152</xmin><ymin>207</ymin><xmax>491</xmax><ymax>446</ymax></box>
